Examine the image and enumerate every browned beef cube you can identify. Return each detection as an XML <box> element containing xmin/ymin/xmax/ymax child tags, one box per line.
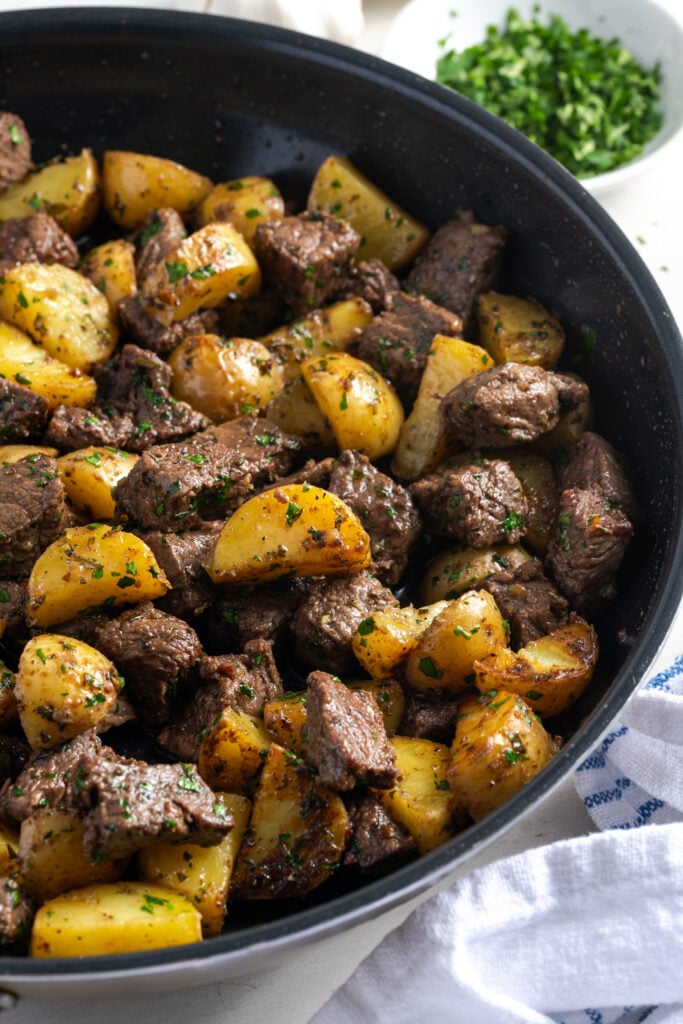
<box><xmin>0</xmin><ymin>876</ymin><xmax>34</xmax><ymax>951</ymax></box>
<box><xmin>254</xmin><ymin>210</ymin><xmax>360</xmax><ymax>315</ymax></box>
<box><xmin>290</xmin><ymin>572</ymin><xmax>398</xmax><ymax>676</ymax></box>
<box><xmin>0</xmin><ymin>111</ymin><xmax>32</xmax><ymax>191</ymax></box>
<box><xmin>0</xmin><ymin>212</ymin><xmax>78</xmax><ymax>276</ymax></box>
<box><xmin>0</xmin><ymin>378</ymin><xmax>49</xmax><ymax>443</ymax></box>
<box><xmin>558</xmin><ymin>431</ymin><xmax>638</xmax><ymax>521</ymax></box>
<box><xmin>203</xmin><ymin>417</ymin><xmax>302</xmax><ymax>482</ymax></box>
<box><xmin>400</xmin><ymin>690</ymin><xmax>465</xmax><ymax>743</ymax></box>
<box><xmin>327</xmin><ymin>449</ymin><xmax>422</xmax><ymax>585</ymax></box>
<box><xmin>545</xmin><ymin>488</ymin><xmax>633</xmax><ymax>613</ymax></box>
<box><xmin>410</xmin><ymin>458</ymin><xmax>527</xmax><ymax>548</ymax></box>
<box><xmin>93</xmin><ymin>602</ymin><xmax>203</xmax><ymax>727</ymax></box>
<box><xmin>305</xmin><ymin>671</ymin><xmax>397</xmax><ymax>791</ymax></box>
<box><xmin>404</xmin><ymin>210</ymin><xmax>508</xmax><ymax>335</ymax></box>
<box><xmin>330</xmin><ymin>258</ymin><xmax>399</xmax><ymax>313</ymax></box>
<box><xmin>0</xmin><ymin>578</ymin><xmax>28</xmax><ymax>645</ymax></box>
<box><xmin>480</xmin><ymin>559</ymin><xmax>569</xmax><ymax>649</ymax></box>
<box><xmin>355</xmin><ymin>291</ymin><xmax>462</xmax><ymax>405</ymax></box>
<box><xmin>45</xmin><ymin>406</ymin><xmax>135</xmax><ymax>451</ymax></box>
<box><xmin>0</xmin><ymin>455</ymin><xmax>69</xmax><ymax>578</ymax></box>
<box><xmin>135</xmin><ymin>525</ymin><xmax>220</xmax><ymax>619</ymax></box>
<box><xmin>343</xmin><ymin>792</ymin><xmax>416</xmax><ymax>872</ymax></box>
<box><xmin>118</xmin><ymin>294</ymin><xmax>219</xmax><ymax>357</ymax></box>
<box><xmin>207</xmin><ymin>576</ymin><xmax>310</xmax><ymax>651</ymax></box>
<box><xmin>130</xmin><ymin>207</ymin><xmax>187</xmax><ymax>288</ymax></box>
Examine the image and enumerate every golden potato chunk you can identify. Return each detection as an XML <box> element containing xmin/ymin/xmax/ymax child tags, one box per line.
<box><xmin>0</xmin><ymin>148</ymin><xmax>100</xmax><ymax>236</ymax></box>
<box><xmin>352</xmin><ymin>601</ymin><xmax>449</xmax><ymax>680</ymax></box>
<box><xmin>16</xmin><ymin>634</ymin><xmax>123</xmax><ymax>750</ymax></box>
<box><xmin>264</xmin><ymin>377</ymin><xmax>336</xmax><ymax>448</ymax></box>
<box><xmin>26</xmin><ymin>524</ymin><xmax>169</xmax><ymax>628</ymax></box>
<box><xmin>102</xmin><ymin>150</ymin><xmax>213</xmax><ymax>229</ymax></box>
<box><xmin>0</xmin><ymin>444</ymin><xmax>59</xmax><ymax>464</ymax></box>
<box><xmin>0</xmin><ymin>320</ymin><xmax>96</xmax><ymax>409</ymax></box>
<box><xmin>208</xmin><ymin>484</ymin><xmax>371</xmax><ymax>586</ymax></box>
<box><xmin>197</xmin><ymin>707</ymin><xmax>271</xmax><ymax>795</ymax></box>
<box><xmin>500</xmin><ymin>450</ymin><xmax>558</xmax><ymax>555</ymax></box>
<box><xmin>80</xmin><ymin>238</ymin><xmax>137</xmax><ymax>316</ymax></box>
<box><xmin>263</xmin><ymin>298</ymin><xmax>373</xmax><ymax>382</ymax></box>
<box><xmin>420</xmin><ymin>544</ymin><xmax>532</xmax><ymax>604</ymax></box>
<box><xmin>0</xmin><ymin>263</ymin><xmax>118</xmax><ymax>370</ymax></box>
<box><xmin>263</xmin><ymin>692</ymin><xmax>309</xmax><ymax>757</ymax></box>
<box><xmin>30</xmin><ymin>882</ymin><xmax>203</xmax><ymax>957</ymax></box>
<box><xmin>350</xmin><ymin>678</ymin><xmax>406</xmax><ymax>737</ymax></box>
<box><xmin>57</xmin><ymin>446</ymin><xmax>139</xmax><ymax>520</ymax></box>
<box><xmin>477</xmin><ymin>291</ymin><xmax>565</xmax><ymax>368</ymax></box>
<box><xmin>196</xmin><ymin>175</ymin><xmax>285</xmax><ymax>246</ymax></box>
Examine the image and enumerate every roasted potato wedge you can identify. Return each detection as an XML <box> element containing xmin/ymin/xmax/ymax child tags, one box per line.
<box><xmin>307</xmin><ymin>154</ymin><xmax>429</xmax><ymax>271</ymax></box>
<box><xmin>208</xmin><ymin>483</ymin><xmax>371</xmax><ymax>586</ymax></box>
<box><xmin>352</xmin><ymin>601</ymin><xmax>449</xmax><ymax>680</ymax></box>
<box><xmin>391</xmin><ymin>334</ymin><xmax>494</xmax><ymax>482</ymax></box>
<box><xmin>231</xmin><ymin>742</ymin><xmax>349</xmax><ymax>900</ymax></box>
<box><xmin>473</xmin><ymin>617</ymin><xmax>598</xmax><ymax>718</ymax></box>
<box><xmin>197</xmin><ymin>707</ymin><xmax>271</xmax><ymax>795</ymax></box>
<box><xmin>26</xmin><ymin>524</ymin><xmax>169</xmax><ymax>628</ymax></box>
<box><xmin>30</xmin><ymin>882</ymin><xmax>203</xmax><ymax>957</ymax></box>
<box><xmin>0</xmin><ymin>321</ymin><xmax>96</xmax><ymax>410</ymax></box>
<box><xmin>447</xmin><ymin>689</ymin><xmax>557</xmax><ymax>820</ymax></box>
<box><xmin>0</xmin><ymin>148</ymin><xmax>100</xmax><ymax>236</ymax></box>
<box><xmin>0</xmin><ymin>444</ymin><xmax>59</xmax><ymax>464</ymax></box>
<box><xmin>263</xmin><ymin>377</ymin><xmax>336</xmax><ymax>448</ymax></box>
<box><xmin>477</xmin><ymin>291</ymin><xmax>565</xmax><ymax>368</ymax></box>
<box><xmin>502</xmin><ymin>450</ymin><xmax>558</xmax><ymax>556</ymax></box>
<box><xmin>0</xmin><ymin>263</ymin><xmax>118</xmax><ymax>370</ymax></box>
<box><xmin>350</xmin><ymin>677</ymin><xmax>406</xmax><ymax>737</ymax></box>
<box><xmin>420</xmin><ymin>544</ymin><xmax>532</xmax><ymax>604</ymax></box>
<box><xmin>196</xmin><ymin>175</ymin><xmax>285</xmax><ymax>246</ymax></box>
<box><xmin>80</xmin><ymin>238</ymin><xmax>137</xmax><ymax>316</ymax></box>
<box><xmin>16</xmin><ymin>634</ymin><xmax>123</xmax><ymax>750</ymax></box>
<box><xmin>405</xmin><ymin>590</ymin><xmax>508</xmax><ymax>694</ymax></box>
<box><xmin>263</xmin><ymin>298</ymin><xmax>373</xmax><ymax>381</ymax></box>
<box><xmin>0</xmin><ymin>660</ymin><xmax>17</xmax><ymax>729</ymax></box>
<box><xmin>263</xmin><ymin>692</ymin><xmax>309</xmax><ymax>757</ymax></box>
<box><xmin>102</xmin><ymin>150</ymin><xmax>213</xmax><ymax>229</ymax></box>
<box><xmin>57</xmin><ymin>446</ymin><xmax>139</xmax><ymax>520</ymax></box>
<box><xmin>302</xmin><ymin>351</ymin><xmax>404</xmax><ymax>461</ymax></box>
<box><xmin>168</xmin><ymin>333</ymin><xmax>284</xmax><ymax>422</ymax></box>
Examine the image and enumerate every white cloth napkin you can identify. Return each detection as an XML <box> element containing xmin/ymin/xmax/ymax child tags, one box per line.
<box><xmin>311</xmin><ymin>648</ymin><xmax>683</xmax><ymax>1024</ymax></box>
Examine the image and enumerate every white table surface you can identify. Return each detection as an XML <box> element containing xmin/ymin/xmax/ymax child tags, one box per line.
<box><xmin>1</xmin><ymin>1</ymin><xmax>682</xmax><ymax>1020</ymax></box>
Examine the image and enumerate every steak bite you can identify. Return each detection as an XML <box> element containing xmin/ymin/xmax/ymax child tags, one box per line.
<box><xmin>207</xmin><ymin>576</ymin><xmax>310</xmax><ymax>651</ymax></box>
<box><xmin>118</xmin><ymin>295</ymin><xmax>220</xmax><ymax>357</ymax></box>
<box><xmin>557</xmin><ymin>431</ymin><xmax>638</xmax><ymax>521</ymax></box>
<box><xmin>0</xmin><ymin>454</ymin><xmax>70</xmax><ymax>578</ymax></box>
<box><xmin>254</xmin><ymin>210</ymin><xmax>360</xmax><ymax>315</ymax></box>
<box><xmin>330</xmin><ymin>257</ymin><xmax>400</xmax><ymax>313</ymax></box>
<box><xmin>0</xmin><ymin>876</ymin><xmax>35</xmax><ymax>952</ymax></box>
<box><xmin>305</xmin><ymin>671</ymin><xmax>397</xmax><ymax>791</ymax></box>
<box><xmin>355</xmin><ymin>290</ymin><xmax>462</xmax><ymax>405</ymax></box>
<box><xmin>0</xmin><ymin>112</ymin><xmax>33</xmax><ymax>191</ymax></box>
<box><xmin>479</xmin><ymin>558</ymin><xmax>569</xmax><ymax>649</ymax></box>
<box><xmin>441</xmin><ymin>362</ymin><xmax>590</xmax><ymax>449</ymax></box>
<box><xmin>131</xmin><ymin>207</ymin><xmax>187</xmax><ymax>288</ymax></box>
<box><xmin>399</xmin><ymin>690</ymin><xmax>465</xmax><ymax>744</ymax></box>
<box><xmin>0</xmin><ymin>579</ymin><xmax>29</xmax><ymax>645</ymax></box>
<box><xmin>290</xmin><ymin>572</ymin><xmax>398</xmax><ymax>676</ymax></box>
<box><xmin>0</xmin><ymin>212</ymin><xmax>79</xmax><ymax>275</ymax></box>
<box><xmin>409</xmin><ymin>458</ymin><xmax>527</xmax><ymax>548</ymax></box>
<box><xmin>343</xmin><ymin>792</ymin><xmax>416</xmax><ymax>872</ymax></box>
<box><xmin>0</xmin><ymin>378</ymin><xmax>49</xmax><ymax>444</ymax></box>
<box><xmin>135</xmin><ymin>525</ymin><xmax>220</xmax><ymax>619</ymax></box>
<box><xmin>404</xmin><ymin>210</ymin><xmax>509</xmax><ymax>335</ymax></box>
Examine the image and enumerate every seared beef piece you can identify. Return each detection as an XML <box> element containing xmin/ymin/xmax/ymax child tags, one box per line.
<box><xmin>0</xmin><ymin>579</ymin><xmax>28</xmax><ymax>644</ymax></box>
<box><xmin>479</xmin><ymin>559</ymin><xmax>569</xmax><ymax>649</ymax></box>
<box><xmin>217</xmin><ymin>286</ymin><xmax>288</xmax><ymax>340</ymax></box>
<box><xmin>343</xmin><ymin>792</ymin><xmax>416</xmax><ymax>872</ymax></box>
<box><xmin>441</xmin><ymin>363</ymin><xmax>590</xmax><ymax>449</ymax></box>
<box><xmin>45</xmin><ymin>406</ymin><xmax>135</xmax><ymax>451</ymax></box>
<box><xmin>330</xmin><ymin>258</ymin><xmax>400</xmax><ymax>313</ymax></box>
<box><xmin>115</xmin><ymin>416</ymin><xmax>300</xmax><ymax>531</ymax></box>
<box><xmin>355</xmin><ymin>291</ymin><xmax>462</xmax><ymax>405</ymax></box>
<box><xmin>254</xmin><ymin>210</ymin><xmax>360</xmax><ymax>315</ymax></box>
<box><xmin>0</xmin><ymin>111</ymin><xmax>32</xmax><ymax>190</ymax></box>
<box><xmin>93</xmin><ymin>602</ymin><xmax>203</xmax><ymax>727</ymax></box>
<box><xmin>135</xmin><ymin>525</ymin><xmax>220</xmax><ymax>619</ymax></box>
<box><xmin>290</xmin><ymin>572</ymin><xmax>398</xmax><ymax>676</ymax></box>
<box><xmin>157</xmin><ymin>639</ymin><xmax>283</xmax><ymax>761</ymax></box>
<box><xmin>409</xmin><ymin>458</ymin><xmax>527</xmax><ymax>548</ymax></box>
<box><xmin>208</xmin><ymin>576</ymin><xmax>309</xmax><ymax>651</ymax></box>
<box><xmin>545</xmin><ymin>487</ymin><xmax>633</xmax><ymax>613</ymax></box>
<box><xmin>131</xmin><ymin>207</ymin><xmax>187</xmax><ymax>288</ymax></box>
<box><xmin>118</xmin><ymin>294</ymin><xmax>219</xmax><ymax>357</ymax></box>
<box><xmin>558</xmin><ymin>431</ymin><xmax>638</xmax><ymax>521</ymax></box>
<box><xmin>0</xmin><ymin>212</ymin><xmax>78</xmax><ymax>275</ymax></box>
<box><xmin>0</xmin><ymin>379</ymin><xmax>49</xmax><ymax>443</ymax></box>
<box><xmin>404</xmin><ymin>210</ymin><xmax>508</xmax><ymax>335</ymax></box>
<box><xmin>326</xmin><ymin>449</ymin><xmax>422</xmax><ymax>585</ymax></box>
<box><xmin>78</xmin><ymin>755</ymin><xmax>232</xmax><ymax>859</ymax></box>
<box><xmin>95</xmin><ymin>691</ymin><xmax>137</xmax><ymax>734</ymax></box>
<box><xmin>400</xmin><ymin>691</ymin><xmax>464</xmax><ymax>744</ymax></box>
<box><xmin>0</xmin><ymin>455</ymin><xmax>69</xmax><ymax>578</ymax></box>
<box><xmin>0</xmin><ymin>735</ymin><xmax>30</xmax><ymax>785</ymax></box>
<box><xmin>305</xmin><ymin>671</ymin><xmax>397</xmax><ymax>791</ymax></box>
<box><xmin>0</xmin><ymin>876</ymin><xmax>34</xmax><ymax>951</ymax></box>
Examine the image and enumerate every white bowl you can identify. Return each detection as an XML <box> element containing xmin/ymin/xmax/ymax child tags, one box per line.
<box><xmin>380</xmin><ymin>0</ymin><xmax>683</xmax><ymax>198</ymax></box>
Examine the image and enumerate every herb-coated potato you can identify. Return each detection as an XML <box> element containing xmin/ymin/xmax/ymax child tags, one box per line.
<box><xmin>57</xmin><ymin>445</ymin><xmax>140</xmax><ymax>520</ymax></box>
<box><xmin>391</xmin><ymin>334</ymin><xmax>494</xmax><ymax>482</ymax></box>
<box><xmin>375</xmin><ymin>736</ymin><xmax>464</xmax><ymax>854</ymax></box>
<box><xmin>263</xmin><ymin>692</ymin><xmax>309</xmax><ymax>757</ymax></box>
<box><xmin>196</xmin><ymin>175</ymin><xmax>285</xmax><ymax>246</ymax></box>
<box><xmin>307</xmin><ymin>154</ymin><xmax>429</xmax><ymax>271</ymax></box>
<box><xmin>231</xmin><ymin>742</ymin><xmax>349</xmax><ymax>900</ymax></box>
<box><xmin>208</xmin><ymin>483</ymin><xmax>371</xmax><ymax>586</ymax></box>
<box><xmin>405</xmin><ymin>591</ymin><xmax>508</xmax><ymax>694</ymax></box>
<box><xmin>447</xmin><ymin>690</ymin><xmax>557</xmax><ymax>821</ymax></box>
<box><xmin>137</xmin><ymin>793</ymin><xmax>251</xmax><ymax>937</ymax></box>
<box><xmin>302</xmin><ymin>351</ymin><xmax>404</xmax><ymax>461</ymax></box>
<box><xmin>0</xmin><ymin>660</ymin><xmax>17</xmax><ymax>729</ymax></box>
<box><xmin>80</xmin><ymin>238</ymin><xmax>137</xmax><ymax>316</ymax></box>
<box><xmin>0</xmin><ymin>321</ymin><xmax>96</xmax><ymax>409</ymax></box>
<box><xmin>16</xmin><ymin>634</ymin><xmax>123</xmax><ymax>750</ymax></box>
<box><xmin>168</xmin><ymin>333</ymin><xmax>284</xmax><ymax>422</ymax></box>
<box><xmin>0</xmin><ymin>148</ymin><xmax>100</xmax><ymax>236</ymax></box>
<box><xmin>26</xmin><ymin>524</ymin><xmax>169</xmax><ymax>628</ymax></box>
<box><xmin>263</xmin><ymin>298</ymin><xmax>373</xmax><ymax>382</ymax></box>
<box><xmin>352</xmin><ymin>601</ymin><xmax>449</xmax><ymax>680</ymax></box>
<box><xmin>197</xmin><ymin>707</ymin><xmax>271</xmax><ymax>796</ymax></box>
<box><xmin>264</xmin><ymin>377</ymin><xmax>336</xmax><ymax>448</ymax></box>
<box><xmin>0</xmin><ymin>821</ymin><xmax>19</xmax><ymax>876</ymax></box>
<box><xmin>350</xmin><ymin>677</ymin><xmax>406</xmax><ymax>737</ymax></box>
<box><xmin>30</xmin><ymin>881</ymin><xmax>203</xmax><ymax>957</ymax></box>
<box><xmin>473</xmin><ymin>616</ymin><xmax>598</xmax><ymax>718</ymax></box>
<box><xmin>0</xmin><ymin>263</ymin><xmax>118</xmax><ymax>370</ymax></box>
<box><xmin>140</xmin><ymin>222</ymin><xmax>261</xmax><ymax>325</ymax></box>
<box><xmin>420</xmin><ymin>544</ymin><xmax>532</xmax><ymax>604</ymax></box>
<box><xmin>501</xmin><ymin>450</ymin><xmax>558</xmax><ymax>555</ymax></box>
<box><xmin>477</xmin><ymin>291</ymin><xmax>565</xmax><ymax>368</ymax></box>
<box><xmin>102</xmin><ymin>150</ymin><xmax>213</xmax><ymax>229</ymax></box>
<box><xmin>0</xmin><ymin>444</ymin><xmax>59</xmax><ymax>464</ymax></box>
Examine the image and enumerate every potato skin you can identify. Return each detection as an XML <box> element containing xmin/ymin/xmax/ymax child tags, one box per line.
<box><xmin>197</xmin><ymin>707</ymin><xmax>271</xmax><ymax>795</ymax></box>
<box><xmin>352</xmin><ymin>601</ymin><xmax>449</xmax><ymax>680</ymax></box>
<box><xmin>420</xmin><ymin>544</ymin><xmax>532</xmax><ymax>604</ymax></box>
<box><xmin>0</xmin><ymin>321</ymin><xmax>96</xmax><ymax>410</ymax></box>
<box><xmin>0</xmin><ymin>148</ymin><xmax>100</xmax><ymax>236</ymax></box>
<box><xmin>196</xmin><ymin>175</ymin><xmax>285</xmax><ymax>245</ymax></box>
<box><xmin>477</xmin><ymin>290</ymin><xmax>565</xmax><ymax>368</ymax></box>
<box><xmin>57</xmin><ymin>446</ymin><xmax>139</xmax><ymax>520</ymax></box>
<box><xmin>102</xmin><ymin>150</ymin><xmax>213</xmax><ymax>229</ymax></box>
